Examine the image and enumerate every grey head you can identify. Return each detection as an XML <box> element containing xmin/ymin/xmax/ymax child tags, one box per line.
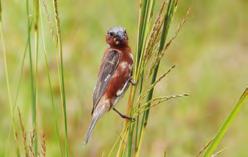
<box><xmin>107</xmin><ymin>26</ymin><xmax>128</xmax><ymax>42</ymax></box>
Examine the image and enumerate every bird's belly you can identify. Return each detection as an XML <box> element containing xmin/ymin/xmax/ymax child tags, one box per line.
<box><xmin>104</xmin><ymin>65</ymin><xmax>131</xmax><ymax>106</ymax></box>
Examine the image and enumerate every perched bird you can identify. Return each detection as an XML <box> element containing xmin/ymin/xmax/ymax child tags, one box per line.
<box><xmin>84</xmin><ymin>26</ymin><xmax>135</xmax><ymax>144</ymax></box>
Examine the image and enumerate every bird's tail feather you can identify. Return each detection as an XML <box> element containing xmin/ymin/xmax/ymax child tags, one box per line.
<box><xmin>83</xmin><ymin>115</ymin><xmax>100</xmax><ymax>144</ymax></box>
<box><xmin>84</xmin><ymin>105</ymin><xmax>108</xmax><ymax>144</ymax></box>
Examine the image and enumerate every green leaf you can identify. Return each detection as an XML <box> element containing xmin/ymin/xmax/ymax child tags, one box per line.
<box><xmin>204</xmin><ymin>88</ymin><xmax>248</xmax><ymax>157</ymax></box>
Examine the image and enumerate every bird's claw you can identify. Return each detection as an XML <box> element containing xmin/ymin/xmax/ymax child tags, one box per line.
<box><xmin>113</xmin><ymin>107</ymin><xmax>135</xmax><ymax>122</ymax></box>
<box><xmin>130</xmin><ymin>117</ymin><xmax>136</xmax><ymax>122</ymax></box>
<box><xmin>129</xmin><ymin>78</ymin><xmax>137</xmax><ymax>86</ymax></box>
<box><xmin>122</xmin><ymin>115</ymin><xmax>135</xmax><ymax>122</ymax></box>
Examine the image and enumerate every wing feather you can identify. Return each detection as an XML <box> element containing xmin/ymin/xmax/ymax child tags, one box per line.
<box><xmin>92</xmin><ymin>50</ymin><xmax>120</xmax><ymax>113</ymax></box>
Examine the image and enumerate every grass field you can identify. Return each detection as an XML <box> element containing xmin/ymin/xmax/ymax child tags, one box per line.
<box><xmin>0</xmin><ymin>0</ymin><xmax>248</xmax><ymax>156</ymax></box>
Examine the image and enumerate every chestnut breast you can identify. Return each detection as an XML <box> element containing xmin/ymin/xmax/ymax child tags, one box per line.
<box><xmin>105</xmin><ymin>48</ymin><xmax>133</xmax><ymax>102</ymax></box>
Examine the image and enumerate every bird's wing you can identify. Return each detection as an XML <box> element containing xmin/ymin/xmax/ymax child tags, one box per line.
<box><xmin>92</xmin><ymin>50</ymin><xmax>120</xmax><ymax>114</ymax></box>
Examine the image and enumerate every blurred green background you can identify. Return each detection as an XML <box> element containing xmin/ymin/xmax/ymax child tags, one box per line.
<box><xmin>0</xmin><ymin>0</ymin><xmax>248</xmax><ymax>156</ymax></box>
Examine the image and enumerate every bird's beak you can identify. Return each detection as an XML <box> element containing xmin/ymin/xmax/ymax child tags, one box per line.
<box><xmin>117</xmin><ymin>31</ymin><xmax>126</xmax><ymax>40</ymax></box>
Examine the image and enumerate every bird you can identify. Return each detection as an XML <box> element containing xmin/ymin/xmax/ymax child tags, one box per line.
<box><xmin>84</xmin><ymin>26</ymin><xmax>136</xmax><ymax>144</ymax></box>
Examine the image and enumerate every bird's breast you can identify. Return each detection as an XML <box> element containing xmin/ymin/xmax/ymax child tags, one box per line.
<box><xmin>104</xmin><ymin>60</ymin><xmax>132</xmax><ymax>104</ymax></box>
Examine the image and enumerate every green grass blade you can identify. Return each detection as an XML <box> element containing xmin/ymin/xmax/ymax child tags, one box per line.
<box><xmin>136</xmin><ymin>0</ymin><xmax>148</xmax><ymax>67</ymax></box>
<box><xmin>33</xmin><ymin>0</ymin><xmax>39</xmax><ymax>155</ymax></box>
<box><xmin>135</xmin><ymin>0</ymin><xmax>155</xmax><ymax>77</ymax></box>
<box><xmin>134</xmin><ymin>1</ymin><xmax>177</xmax><ymax>155</ymax></box>
<box><xmin>52</xmin><ymin>0</ymin><xmax>69</xmax><ymax>156</ymax></box>
<box><xmin>40</xmin><ymin>6</ymin><xmax>63</xmax><ymax>155</ymax></box>
<box><xmin>127</xmin><ymin>122</ymin><xmax>135</xmax><ymax>157</ymax></box>
<box><xmin>203</xmin><ymin>88</ymin><xmax>248</xmax><ymax>157</ymax></box>
<box><xmin>142</xmin><ymin>0</ymin><xmax>176</xmax><ymax>126</ymax></box>
<box><xmin>14</xmin><ymin>40</ymin><xmax>28</xmax><ymax>109</ymax></box>
<box><xmin>26</xmin><ymin>0</ymin><xmax>38</xmax><ymax>155</ymax></box>
<box><xmin>127</xmin><ymin>0</ymin><xmax>155</xmax><ymax>155</ymax></box>
<box><xmin>0</xmin><ymin>1</ymin><xmax>21</xmax><ymax>156</ymax></box>
<box><xmin>0</xmin><ymin>0</ymin><xmax>13</xmax><ymax>123</ymax></box>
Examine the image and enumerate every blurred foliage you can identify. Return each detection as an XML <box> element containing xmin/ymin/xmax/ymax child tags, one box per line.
<box><xmin>0</xmin><ymin>0</ymin><xmax>247</xmax><ymax>156</ymax></box>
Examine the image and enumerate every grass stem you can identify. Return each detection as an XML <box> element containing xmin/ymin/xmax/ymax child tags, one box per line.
<box><xmin>40</xmin><ymin>5</ymin><xmax>63</xmax><ymax>155</ymax></box>
<box><xmin>26</xmin><ymin>0</ymin><xmax>38</xmax><ymax>155</ymax></box>
<box><xmin>52</xmin><ymin>0</ymin><xmax>69</xmax><ymax>156</ymax></box>
<box><xmin>0</xmin><ymin>1</ymin><xmax>21</xmax><ymax>156</ymax></box>
<box><xmin>204</xmin><ymin>88</ymin><xmax>248</xmax><ymax>156</ymax></box>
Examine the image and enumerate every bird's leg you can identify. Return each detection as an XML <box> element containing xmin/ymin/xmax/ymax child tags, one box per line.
<box><xmin>113</xmin><ymin>108</ymin><xmax>135</xmax><ymax>121</ymax></box>
<box><xmin>129</xmin><ymin>78</ymin><xmax>137</xmax><ymax>86</ymax></box>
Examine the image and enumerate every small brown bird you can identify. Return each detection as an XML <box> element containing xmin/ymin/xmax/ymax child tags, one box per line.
<box><xmin>84</xmin><ymin>26</ymin><xmax>135</xmax><ymax>144</ymax></box>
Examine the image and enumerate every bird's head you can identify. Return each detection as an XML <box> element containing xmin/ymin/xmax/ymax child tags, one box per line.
<box><xmin>106</xmin><ymin>26</ymin><xmax>128</xmax><ymax>47</ymax></box>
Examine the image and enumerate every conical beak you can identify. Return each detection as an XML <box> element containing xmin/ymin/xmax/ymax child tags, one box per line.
<box><xmin>117</xmin><ymin>31</ymin><xmax>126</xmax><ymax>40</ymax></box>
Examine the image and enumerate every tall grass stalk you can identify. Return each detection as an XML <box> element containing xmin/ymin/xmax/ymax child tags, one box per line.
<box><xmin>40</xmin><ymin>4</ymin><xmax>63</xmax><ymax>155</ymax></box>
<box><xmin>12</xmin><ymin>21</ymin><xmax>31</xmax><ymax>157</ymax></box>
<box><xmin>135</xmin><ymin>2</ymin><xmax>177</xmax><ymax>155</ymax></box>
<box><xmin>122</xmin><ymin>0</ymin><xmax>153</xmax><ymax>152</ymax></box>
<box><xmin>34</xmin><ymin>0</ymin><xmax>40</xmax><ymax>111</ymax></box>
<box><xmin>203</xmin><ymin>88</ymin><xmax>248</xmax><ymax>157</ymax></box>
<box><xmin>0</xmin><ymin>0</ymin><xmax>13</xmax><ymax>125</ymax></box>
<box><xmin>127</xmin><ymin>0</ymin><xmax>156</xmax><ymax>155</ymax></box>
<box><xmin>114</xmin><ymin>0</ymin><xmax>181</xmax><ymax>156</ymax></box>
<box><xmin>0</xmin><ymin>1</ymin><xmax>21</xmax><ymax>156</ymax></box>
<box><xmin>26</xmin><ymin>0</ymin><xmax>38</xmax><ymax>156</ymax></box>
<box><xmin>52</xmin><ymin>0</ymin><xmax>69</xmax><ymax>156</ymax></box>
<box><xmin>0</xmin><ymin>0</ymin><xmax>12</xmax><ymax>113</ymax></box>
<box><xmin>116</xmin><ymin>0</ymin><xmax>155</xmax><ymax>155</ymax></box>
<box><xmin>142</xmin><ymin>0</ymin><xmax>176</xmax><ymax>124</ymax></box>
<box><xmin>33</xmin><ymin>0</ymin><xmax>40</xmax><ymax>155</ymax></box>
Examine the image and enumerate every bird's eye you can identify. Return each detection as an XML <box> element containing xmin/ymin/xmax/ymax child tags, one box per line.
<box><xmin>109</xmin><ymin>32</ymin><xmax>114</xmax><ymax>36</ymax></box>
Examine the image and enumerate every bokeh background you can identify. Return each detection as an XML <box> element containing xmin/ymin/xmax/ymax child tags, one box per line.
<box><xmin>0</xmin><ymin>0</ymin><xmax>248</xmax><ymax>156</ymax></box>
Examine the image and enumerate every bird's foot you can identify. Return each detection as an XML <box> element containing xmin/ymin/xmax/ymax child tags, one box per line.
<box><xmin>113</xmin><ymin>108</ymin><xmax>135</xmax><ymax>122</ymax></box>
<box><xmin>120</xmin><ymin>114</ymin><xmax>135</xmax><ymax>122</ymax></box>
<box><xmin>129</xmin><ymin>78</ymin><xmax>137</xmax><ymax>86</ymax></box>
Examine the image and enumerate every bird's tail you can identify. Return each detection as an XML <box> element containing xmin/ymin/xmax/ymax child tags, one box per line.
<box><xmin>83</xmin><ymin>115</ymin><xmax>99</xmax><ymax>144</ymax></box>
<box><xmin>84</xmin><ymin>105</ymin><xmax>107</xmax><ymax>144</ymax></box>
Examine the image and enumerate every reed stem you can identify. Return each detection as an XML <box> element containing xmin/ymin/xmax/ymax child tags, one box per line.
<box><xmin>26</xmin><ymin>0</ymin><xmax>38</xmax><ymax>155</ymax></box>
<box><xmin>204</xmin><ymin>88</ymin><xmax>248</xmax><ymax>156</ymax></box>
<box><xmin>40</xmin><ymin>6</ymin><xmax>63</xmax><ymax>155</ymax></box>
<box><xmin>0</xmin><ymin>1</ymin><xmax>21</xmax><ymax>156</ymax></box>
<box><xmin>52</xmin><ymin>0</ymin><xmax>69</xmax><ymax>156</ymax></box>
